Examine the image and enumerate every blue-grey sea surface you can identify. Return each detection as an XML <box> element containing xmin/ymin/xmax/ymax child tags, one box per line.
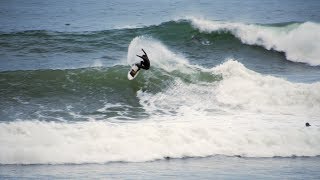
<box><xmin>1</xmin><ymin>0</ymin><xmax>320</xmax><ymax>179</ymax></box>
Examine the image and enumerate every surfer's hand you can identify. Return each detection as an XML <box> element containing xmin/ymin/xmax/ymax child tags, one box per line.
<box><xmin>142</xmin><ymin>49</ymin><xmax>146</xmax><ymax>55</ymax></box>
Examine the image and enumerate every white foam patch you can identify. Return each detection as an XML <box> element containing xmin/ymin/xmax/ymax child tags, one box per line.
<box><xmin>211</xmin><ymin>60</ymin><xmax>320</xmax><ymax>114</ymax></box>
<box><xmin>189</xmin><ymin>17</ymin><xmax>320</xmax><ymax>66</ymax></box>
<box><xmin>0</xmin><ymin>118</ymin><xmax>319</xmax><ymax>164</ymax></box>
<box><xmin>138</xmin><ymin>59</ymin><xmax>320</xmax><ymax>117</ymax></box>
<box><xmin>96</xmin><ymin>103</ymin><xmax>123</xmax><ymax>113</ymax></box>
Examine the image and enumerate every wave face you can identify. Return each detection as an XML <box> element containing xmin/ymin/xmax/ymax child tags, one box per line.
<box><xmin>189</xmin><ymin>17</ymin><xmax>320</xmax><ymax>66</ymax></box>
<box><xmin>1</xmin><ymin>18</ymin><xmax>320</xmax><ymax>72</ymax></box>
<box><xmin>1</xmin><ymin>36</ymin><xmax>320</xmax><ymax>164</ymax></box>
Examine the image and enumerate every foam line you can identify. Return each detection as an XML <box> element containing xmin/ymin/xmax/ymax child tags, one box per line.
<box><xmin>0</xmin><ymin>119</ymin><xmax>319</xmax><ymax>164</ymax></box>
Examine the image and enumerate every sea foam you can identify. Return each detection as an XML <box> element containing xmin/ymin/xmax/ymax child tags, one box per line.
<box><xmin>1</xmin><ymin>38</ymin><xmax>320</xmax><ymax>165</ymax></box>
<box><xmin>189</xmin><ymin>17</ymin><xmax>320</xmax><ymax>66</ymax></box>
<box><xmin>1</xmin><ymin>59</ymin><xmax>320</xmax><ymax>164</ymax></box>
<box><xmin>0</xmin><ymin>116</ymin><xmax>319</xmax><ymax>164</ymax></box>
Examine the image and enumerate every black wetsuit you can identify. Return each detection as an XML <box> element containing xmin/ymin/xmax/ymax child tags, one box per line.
<box><xmin>136</xmin><ymin>49</ymin><xmax>150</xmax><ymax>70</ymax></box>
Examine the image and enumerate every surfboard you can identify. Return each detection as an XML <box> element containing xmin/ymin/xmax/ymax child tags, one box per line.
<box><xmin>127</xmin><ymin>64</ymin><xmax>140</xmax><ymax>80</ymax></box>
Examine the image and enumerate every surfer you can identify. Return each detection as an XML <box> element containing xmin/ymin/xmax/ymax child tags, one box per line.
<box><xmin>136</xmin><ymin>49</ymin><xmax>150</xmax><ymax>70</ymax></box>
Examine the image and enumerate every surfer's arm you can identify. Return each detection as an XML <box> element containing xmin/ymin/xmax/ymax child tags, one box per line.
<box><xmin>136</xmin><ymin>55</ymin><xmax>143</xmax><ymax>58</ymax></box>
<box><xmin>142</xmin><ymin>49</ymin><xmax>147</xmax><ymax>56</ymax></box>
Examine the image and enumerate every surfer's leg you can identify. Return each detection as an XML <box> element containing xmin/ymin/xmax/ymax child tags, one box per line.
<box><xmin>140</xmin><ymin>61</ymin><xmax>147</xmax><ymax>70</ymax></box>
<box><xmin>135</xmin><ymin>63</ymin><xmax>141</xmax><ymax>69</ymax></box>
<box><xmin>136</xmin><ymin>61</ymin><xmax>144</xmax><ymax>70</ymax></box>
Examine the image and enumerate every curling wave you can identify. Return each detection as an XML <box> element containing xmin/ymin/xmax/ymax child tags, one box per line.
<box><xmin>189</xmin><ymin>17</ymin><xmax>320</xmax><ymax>66</ymax></box>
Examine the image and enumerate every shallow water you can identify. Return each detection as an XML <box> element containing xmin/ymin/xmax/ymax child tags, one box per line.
<box><xmin>1</xmin><ymin>156</ymin><xmax>320</xmax><ymax>179</ymax></box>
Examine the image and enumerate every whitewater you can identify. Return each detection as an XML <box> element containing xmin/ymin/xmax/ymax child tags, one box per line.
<box><xmin>189</xmin><ymin>17</ymin><xmax>320</xmax><ymax>66</ymax></box>
<box><xmin>1</xmin><ymin>36</ymin><xmax>320</xmax><ymax>165</ymax></box>
<box><xmin>2</xmin><ymin>0</ymin><xmax>320</xmax><ymax>179</ymax></box>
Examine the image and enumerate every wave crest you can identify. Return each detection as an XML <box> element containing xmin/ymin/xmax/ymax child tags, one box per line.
<box><xmin>189</xmin><ymin>17</ymin><xmax>320</xmax><ymax>66</ymax></box>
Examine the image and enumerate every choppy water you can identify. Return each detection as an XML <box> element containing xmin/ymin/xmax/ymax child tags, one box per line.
<box><xmin>1</xmin><ymin>0</ymin><xmax>320</xmax><ymax>179</ymax></box>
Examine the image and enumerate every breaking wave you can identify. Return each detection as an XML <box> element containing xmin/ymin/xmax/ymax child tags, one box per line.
<box><xmin>1</xmin><ymin>36</ymin><xmax>320</xmax><ymax>164</ymax></box>
<box><xmin>189</xmin><ymin>17</ymin><xmax>320</xmax><ymax>66</ymax></box>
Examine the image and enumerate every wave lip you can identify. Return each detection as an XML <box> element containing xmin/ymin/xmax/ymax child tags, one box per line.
<box><xmin>188</xmin><ymin>17</ymin><xmax>320</xmax><ymax>66</ymax></box>
<box><xmin>127</xmin><ymin>36</ymin><xmax>191</xmax><ymax>73</ymax></box>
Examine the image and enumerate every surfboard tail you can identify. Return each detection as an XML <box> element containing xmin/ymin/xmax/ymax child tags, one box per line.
<box><xmin>127</xmin><ymin>64</ymin><xmax>140</xmax><ymax>80</ymax></box>
<box><xmin>130</xmin><ymin>69</ymin><xmax>137</xmax><ymax>77</ymax></box>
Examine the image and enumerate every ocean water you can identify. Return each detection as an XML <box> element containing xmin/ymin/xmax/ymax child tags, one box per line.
<box><xmin>1</xmin><ymin>0</ymin><xmax>320</xmax><ymax>179</ymax></box>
